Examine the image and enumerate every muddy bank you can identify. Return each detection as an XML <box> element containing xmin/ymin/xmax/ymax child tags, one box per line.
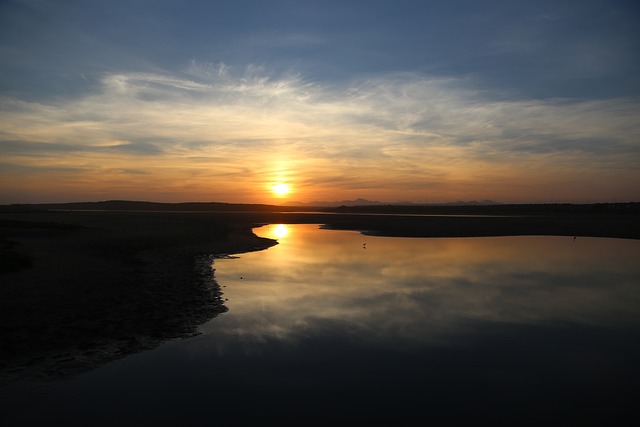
<box><xmin>318</xmin><ymin>212</ymin><xmax>640</xmax><ymax>239</ymax></box>
<box><xmin>0</xmin><ymin>212</ymin><xmax>276</xmax><ymax>383</ymax></box>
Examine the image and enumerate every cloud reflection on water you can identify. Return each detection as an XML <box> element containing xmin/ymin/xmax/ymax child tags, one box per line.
<box><xmin>206</xmin><ymin>224</ymin><xmax>640</xmax><ymax>348</ymax></box>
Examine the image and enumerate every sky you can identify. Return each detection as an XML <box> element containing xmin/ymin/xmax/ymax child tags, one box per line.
<box><xmin>1</xmin><ymin>0</ymin><xmax>639</xmax><ymax>205</ymax></box>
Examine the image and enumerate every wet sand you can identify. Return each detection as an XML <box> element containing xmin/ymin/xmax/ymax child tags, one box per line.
<box><xmin>1</xmin><ymin>208</ymin><xmax>639</xmax><ymax>382</ymax></box>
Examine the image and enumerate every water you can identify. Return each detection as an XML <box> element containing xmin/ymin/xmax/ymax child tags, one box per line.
<box><xmin>2</xmin><ymin>224</ymin><xmax>640</xmax><ymax>424</ymax></box>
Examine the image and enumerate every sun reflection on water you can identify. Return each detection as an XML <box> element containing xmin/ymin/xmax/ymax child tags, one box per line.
<box><xmin>270</xmin><ymin>224</ymin><xmax>289</xmax><ymax>239</ymax></box>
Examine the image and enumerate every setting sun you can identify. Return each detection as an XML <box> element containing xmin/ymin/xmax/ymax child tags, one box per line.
<box><xmin>271</xmin><ymin>183</ymin><xmax>290</xmax><ymax>196</ymax></box>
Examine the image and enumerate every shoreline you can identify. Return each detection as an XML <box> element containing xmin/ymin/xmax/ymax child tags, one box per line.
<box><xmin>1</xmin><ymin>209</ymin><xmax>639</xmax><ymax>382</ymax></box>
<box><xmin>0</xmin><ymin>211</ymin><xmax>277</xmax><ymax>383</ymax></box>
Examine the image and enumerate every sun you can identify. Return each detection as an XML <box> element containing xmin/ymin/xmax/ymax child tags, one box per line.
<box><xmin>271</xmin><ymin>183</ymin><xmax>290</xmax><ymax>196</ymax></box>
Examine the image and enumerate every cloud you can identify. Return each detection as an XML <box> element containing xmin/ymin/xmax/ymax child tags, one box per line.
<box><xmin>1</xmin><ymin>65</ymin><xmax>639</xmax><ymax>203</ymax></box>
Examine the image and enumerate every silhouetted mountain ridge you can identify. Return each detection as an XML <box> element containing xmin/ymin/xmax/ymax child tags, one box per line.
<box><xmin>285</xmin><ymin>198</ymin><xmax>499</xmax><ymax>207</ymax></box>
<box><xmin>0</xmin><ymin>200</ymin><xmax>314</xmax><ymax>213</ymax></box>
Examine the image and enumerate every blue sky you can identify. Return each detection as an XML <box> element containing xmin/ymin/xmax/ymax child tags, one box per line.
<box><xmin>1</xmin><ymin>0</ymin><xmax>639</xmax><ymax>203</ymax></box>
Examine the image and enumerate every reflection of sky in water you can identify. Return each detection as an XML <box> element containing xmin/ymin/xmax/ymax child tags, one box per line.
<box><xmin>3</xmin><ymin>225</ymin><xmax>640</xmax><ymax>423</ymax></box>
<box><xmin>205</xmin><ymin>224</ymin><xmax>640</xmax><ymax>348</ymax></box>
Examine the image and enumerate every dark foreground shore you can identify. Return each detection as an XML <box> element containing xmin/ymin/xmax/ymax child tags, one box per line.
<box><xmin>1</xmin><ymin>208</ymin><xmax>639</xmax><ymax>382</ymax></box>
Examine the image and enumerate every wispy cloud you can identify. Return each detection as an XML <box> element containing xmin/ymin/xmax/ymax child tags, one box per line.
<box><xmin>1</xmin><ymin>65</ymin><xmax>639</xmax><ymax>203</ymax></box>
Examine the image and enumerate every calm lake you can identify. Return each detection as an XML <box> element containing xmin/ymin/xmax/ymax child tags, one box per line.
<box><xmin>2</xmin><ymin>224</ymin><xmax>640</xmax><ymax>423</ymax></box>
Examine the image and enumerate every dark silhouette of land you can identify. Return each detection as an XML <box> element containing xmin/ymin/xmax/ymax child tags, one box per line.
<box><xmin>3</xmin><ymin>199</ymin><xmax>639</xmax><ymax>216</ymax></box>
<box><xmin>1</xmin><ymin>201</ymin><xmax>639</xmax><ymax>382</ymax></box>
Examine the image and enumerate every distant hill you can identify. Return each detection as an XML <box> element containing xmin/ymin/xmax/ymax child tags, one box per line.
<box><xmin>1</xmin><ymin>198</ymin><xmax>498</xmax><ymax>212</ymax></box>
<box><xmin>0</xmin><ymin>200</ymin><xmax>322</xmax><ymax>213</ymax></box>
<box><xmin>284</xmin><ymin>198</ymin><xmax>499</xmax><ymax>207</ymax></box>
<box><xmin>284</xmin><ymin>198</ymin><xmax>414</xmax><ymax>207</ymax></box>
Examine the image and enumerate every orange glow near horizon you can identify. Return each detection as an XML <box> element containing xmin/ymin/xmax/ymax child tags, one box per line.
<box><xmin>0</xmin><ymin>69</ymin><xmax>638</xmax><ymax>205</ymax></box>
